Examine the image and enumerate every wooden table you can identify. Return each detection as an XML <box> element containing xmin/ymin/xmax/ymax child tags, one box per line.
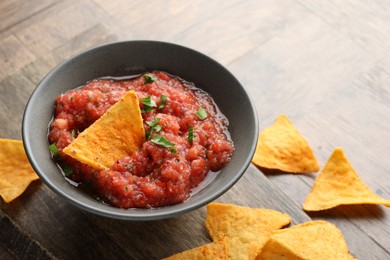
<box><xmin>1</xmin><ymin>0</ymin><xmax>389</xmax><ymax>259</ymax></box>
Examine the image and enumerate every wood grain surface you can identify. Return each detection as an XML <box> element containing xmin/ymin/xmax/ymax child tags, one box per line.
<box><xmin>0</xmin><ymin>0</ymin><xmax>389</xmax><ymax>259</ymax></box>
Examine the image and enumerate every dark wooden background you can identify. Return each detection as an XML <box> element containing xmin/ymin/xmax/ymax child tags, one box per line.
<box><xmin>1</xmin><ymin>0</ymin><xmax>389</xmax><ymax>259</ymax></box>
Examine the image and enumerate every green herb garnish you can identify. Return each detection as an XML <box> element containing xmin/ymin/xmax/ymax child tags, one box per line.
<box><xmin>146</xmin><ymin>117</ymin><xmax>162</xmax><ymax>140</ymax></box>
<box><xmin>158</xmin><ymin>94</ymin><xmax>167</xmax><ymax>109</ymax></box>
<box><xmin>170</xmin><ymin>147</ymin><xmax>177</xmax><ymax>153</ymax></box>
<box><xmin>196</xmin><ymin>106</ymin><xmax>207</xmax><ymax>120</ymax></box>
<box><xmin>151</xmin><ymin>135</ymin><xmax>175</xmax><ymax>148</ymax></box>
<box><xmin>49</xmin><ymin>143</ymin><xmax>59</xmax><ymax>158</ymax></box>
<box><xmin>141</xmin><ymin>96</ymin><xmax>157</xmax><ymax>112</ymax></box>
<box><xmin>71</xmin><ymin>129</ymin><xmax>76</xmax><ymax>138</ymax></box>
<box><xmin>188</xmin><ymin>125</ymin><xmax>195</xmax><ymax>145</ymax></box>
<box><xmin>144</xmin><ymin>74</ymin><xmax>157</xmax><ymax>84</ymax></box>
<box><xmin>62</xmin><ymin>166</ymin><xmax>73</xmax><ymax>176</ymax></box>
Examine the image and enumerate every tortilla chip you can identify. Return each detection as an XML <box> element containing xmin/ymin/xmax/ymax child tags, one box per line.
<box><xmin>303</xmin><ymin>147</ymin><xmax>390</xmax><ymax>211</ymax></box>
<box><xmin>205</xmin><ymin>203</ymin><xmax>291</xmax><ymax>260</ymax></box>
<box><xmin>0</xmin><ymin>139</ymin><xmax>39</xmax><ymax>202</ymax></box>
<box><xmin>162</xmin><ymin>237</ymin><xmax>227</xmax><ymax>260</ymax></box>
<box><xmin>63</xmin><ymin>91</ymin><xmax>145</xmax><ymax>170</ymax></box>
<box><xmin>257</xmin><ymin>221</ymin><xmax>356</xmax><ymax>260</ymax></box>
<box><xmin>252</xmin><ymin>115</ymin><xmax>320</xmax><ymax>173</ymax></box>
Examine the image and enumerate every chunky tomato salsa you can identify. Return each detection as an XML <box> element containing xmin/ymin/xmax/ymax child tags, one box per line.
<box><xmin>48</xmin><ymin>71</ymin><xmax>234</xmax><ymax>208</ymax></box>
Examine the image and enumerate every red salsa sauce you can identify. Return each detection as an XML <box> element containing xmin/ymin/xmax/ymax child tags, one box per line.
<box><xmin>48</xmin><ymin>71</ymin><xmax>234</xmax><ymax>208</ymax></box>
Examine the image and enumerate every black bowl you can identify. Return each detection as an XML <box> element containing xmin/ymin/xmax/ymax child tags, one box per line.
<box><xmin>22</xmin><ymin>41</ymin><xmax>258</xmax><ymax>220</ymax></box>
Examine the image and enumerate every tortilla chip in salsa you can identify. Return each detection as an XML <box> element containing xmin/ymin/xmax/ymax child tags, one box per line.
<box><xmin>0</xmin><ymin>138</ymin><xmax>39</xmax><ymax>202</ymax></box>
<box><xmin>63</xmin><ymin>90</ymin><xmax>145</xmax><ymax>170</ymax></box>
<box><xmin>252</xmin><ymin>115</ymin><xmax>320</xmax><ymax>173</ymax></box>
<box><xmin>303</xmin><ymin>147</ymin><xmax>390</xmax><ymax>211</ymax></box>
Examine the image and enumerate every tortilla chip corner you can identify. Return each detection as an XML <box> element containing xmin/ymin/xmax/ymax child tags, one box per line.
<box><xmin>252</xmin><ymin>115</ymin><xmax>320</xmax><ymax>174</ymax></box>
<box><xmin>0</xmin><ymin>138</ymin><xmax>39</xmax><ymax>203</ymax></box>
<box><xmin>303</xmin><ymin>147</ymin><xmax>390</xmax><ymax>211</ymax></box>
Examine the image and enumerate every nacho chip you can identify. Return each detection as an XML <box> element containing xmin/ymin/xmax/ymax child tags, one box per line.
<box><xmin>163</xmin><ymin>237</ymin><xmax>227</xmax><ymax>260</ymax></box>
<box><xmin>303</xmin><ymin>147</ymin><xmax>390</xmax><ymax>211</ymax></box>
<box><xmin>63</xmin><ymin>91</ymin><xmax>145</xmax><ymax>170</ymax></box>
<box><xmin>0</xmin><ymin>139</ymin><xmax>39</xmax><ymax>202</ymax></box>
<box><xmin>257</xmin><ymin>221</ymin><xmax>356</xmax><ymax>260</ymax></box>
<box><xmin>252</xmin><ymin>115</ymin><xmax>320</xmax><ymax>173</ymax></box>
<box><xmin>205</xmin><ymin>203</ymin><xmax>291</xmax><ymax>260</ymax></box>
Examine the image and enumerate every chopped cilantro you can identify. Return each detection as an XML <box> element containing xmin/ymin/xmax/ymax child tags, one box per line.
<box><xmin>141</xmin><ymin>96</ymin><xmax>157</xmax><ymax>112</ymax></box>
<box><xmin>49</xmin><ymin>143</ymin><xmax>59</xmax><ymax>158</ymax></box>
<box><xmin>188</xmin><ymin>125</ymin><xmax>195</xmax><ymax>145</ymax></box>
<box><xmin>71</xmin><ymin>129</ymin><xmax>76</xmax><ymax>138</ymax></box>
<box><xmin>196</xmin><ymin>106</ymin><xmax>207</xmax><ymax>120</ymax></box>
<box><xmin>151</xmin><ymin>135</ymin><xmax>175</xmax><ymax>148</ymax></box>
<box><xmin>146</xmin><ymin>117</ymin><xmax>162</xmax><ymax>140</ymax></box>
<box><xmin>146</xmin><ymin>117</ymin><xmax>161</xmax><ymax>129</ymax></box>
<box><xmin>62</xmin><ymin>166</ymin><xmax>73</xmax><ymax>176</ymax></box>
<box><xmin>158</xmin><ymin>94</ymin><xmax>167</xmax><ymax>109</ymax></box>
<box><xmin>144</xmin><ymin>74</ymin><xmax>157</xmax><ymax>84</ymax></box>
